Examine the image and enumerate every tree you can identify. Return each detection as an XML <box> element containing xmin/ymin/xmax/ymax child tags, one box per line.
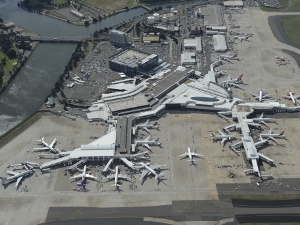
<box><xmin>98</xmin><ymin>15</ymin><xmax>102</xmax><ymax>21</ymax></box>
<box><xmin>84</xmin><ymin>20</ymin><xmax>89</xmax><ymax>26</ymax></box>
<box><xmin>92</xmin><ymin>17</ymin><xmax>98</xmax><ymax>23</ymax></box>
<box><xmin>0</xmin><ymin>18</ymin><xmax>3</xmax><ymax>23</ymax></box>
<box><xmin>7</xmin><ymin>49</ymin><xmax>16</xmax><ymax>58</ymax></box>
<box><xmin>1</xmin><ymin>57</ymin><xmax>6</xmax><ymax>66</ymax></box>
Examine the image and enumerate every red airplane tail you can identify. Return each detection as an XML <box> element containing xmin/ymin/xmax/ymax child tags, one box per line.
<box><xmin>233</xmin><ymin>53</ymin><xmax>238</xmax><ymax>58</ymax></box>
<box><xmin>280</xmin><ymin>131</ymin><xmax>284</xmax><ymax>136</ymax></box>
<box><xmin>237</xmin><ymin>74</ymin><xmax>243</xmax><ymax>82</ymax></box>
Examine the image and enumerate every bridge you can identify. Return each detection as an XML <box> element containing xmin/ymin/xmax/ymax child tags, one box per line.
<box><xmin>31</xmin><ymin>36</ymin><xmax>89</xmax><ymax>43</ymax></box>
<box><xmin>140</xmin><ymin>4</ymin><xmax>151</xmax><ymax>11</ymax></box>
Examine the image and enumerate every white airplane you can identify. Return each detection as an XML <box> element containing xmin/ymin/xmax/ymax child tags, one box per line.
<box><xmin>139</xmin><ymin>162</ymin><xmax>166</xmax><ymax>182</ymax></box>
<box><xmin>218</xmin><ymin>53</ymin><xmax>239</xmax><ymax>61</ymax></box>
<box><xmin>69</xmin><ymin>165</ymin><xmax>97</xmax><ymax>187</ymax></box>
<box><xmin>178</xmin><ymin>147</ymin><xmax>203</xmax><ymax>162</ymax></box>
<box><xmin>135</xmin><ymin>119</ymin><xmax>159</xmax><ymax>133</ymax></box>
<box><xmin>210</xmin><ymin>130</ymin><xmax>236</xmax><ymax>146</ymax></box>
<box><xmin>103</xmin><ymin>166</ymin><xmax>131</xmax><ymax>187</ymax></box>
<box><xmin>33</xmin><ymin>137</ymin><xmax>60</xmax><ymax>154</ymax></box>
<box><xmin>230</xmin><ymin>6</ymin><xmax>245</xmax><ymax>12</ymax></box>
<box><xmin>282</xmin><ymin>90</ymin><xmax>300</xmax><ymax>105</ymax></box>
<box><xmin>0</xmin><ymin>163</ymin><xmax>35</xmax><ymax>187</ymax></box>
<box><xmin>235</xmin><ymin>35</ymin><xmax>249</xmax><ymax>42</ymax></box>
<box><xmin>135</xmin><ymin>135</ymin><xmax>161</xmax><ymax>150</ymax></box>
<box><xmin>251</xmin><ymin>89</ymin><xmax>272</xmax><ymax>102</ymax></box>
<box><xmin>252</xmin><ymin>113</ymin><xmax>276</xmax><ymax>126</ymax></box>
<box><xmin>222</xmin><ymin>74</ymin><xmax>243</xmax><ymax>88</ymax></box>
<box><xmin>260</xmin><ymin>129</ymin><xmax>285</xmax><ymax>144</ymax></box>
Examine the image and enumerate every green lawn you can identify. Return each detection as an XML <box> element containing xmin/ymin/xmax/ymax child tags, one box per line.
<box><xmin>0</xmin><ymin>52</ymin><xmax>18</xmax><ymax>85</ymax></box>
<box><xmin>287</xmin><ymin>0</ymin><xmax>300</xmax><ymax>11</ymax></box>
<box><xmin>280</xmin><ymin>16</ymin><xmax>300</xmax><ymax>46</ymax></box>
<box><xmin>77</xmin><ymin>0</ymin><xmax>135</xmax><ymax>12</ymax></box>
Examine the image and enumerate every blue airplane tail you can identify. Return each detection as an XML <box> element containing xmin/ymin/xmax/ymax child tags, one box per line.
<box><xmin>0</xmin><ymin>177</ymin><xmax>7</xmax><ymax>184</ymax></box>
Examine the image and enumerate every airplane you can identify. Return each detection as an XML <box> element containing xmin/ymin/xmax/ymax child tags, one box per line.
<box><xmin>0</xmin><ymin>162</ymin><xmax>35</xmax><ymax>187</ymax></box>
<box><xmin>251</xmin><ymin>113</ymin><xmax>276</xmax><ymax>126</ymax></box>
<box><xmin>275</xmin><ymin>56</ymin><xmax>286</xmax><ymax>61</ymax></box>
<box><xmin>135</xmin><ymin>135</ymin><xmax>161</xmax><ymax>150</ymax></box>
<box><xmin>250</xmin><ymin>89</ymin><xmax>272</xmax><ymax>102</ymax></box>
<box><xmin>178</xmin><ymin>147</ymin><xmax>203</xmax><ymax>162</ymax></box>
<box><xmin>222</xmin><ymin>74</ymin><xmax>243</xmax><ymax>88</ymax></box>
<box><xmin>260</xmin><ymin>129</ymin><xmax>285</xmax><ymax>144</ymax></box>
<box><xmin>139</xmin><ymin>162</ymin><xmax>166</xmax><ymax>182</ymax></box>
<box><xmin>135</xmin><ymin>119</ymin><xmax>159</xmax><ymax>133</ymax></box>
<box><xmin>69</xmin><ymin>165</ymin><xmax>97</xmax><ymax>187</ymax></box>
<box><xmin>218</xmin><ymin>53</ymin><xmax>239</xmax><ymax>61</ymax></box>
<box><xmin>234</xmin><ymin>35</ymin><xmax>249</xmax><ymax>42</ymax></box>
<box><xmin>103</xmin><ymin>166</ymin><xmax>131</xmax><ymax>187</ymax></box>
<box><xmin>33</xmin><ymin>137</ymin><xmax>60</xmax><ymax>154</ymax></box>
<box><xmin>210</xmin><ymin>130</ymin><xmax>236</xmax><ymax>146</ymax></box>
<box><xmin>282</xmin><ymin>90</ymin><xmax>300</xmax><ymax>105</ymax></box>
<box><xmin>230</xmin><ymin>6</ymin><xmax>245</xmax><ymax>12</ymax></box>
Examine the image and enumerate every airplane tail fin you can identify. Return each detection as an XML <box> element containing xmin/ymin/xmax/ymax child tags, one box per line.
<box><xmin>237</xmin><ymin>74</ymin><xmax>243</xmax><ymax>82</ymax></box>
<box><xmin>0</xmin><ymin>177</ymin><xmax>7</xmax><ymax>184</ymax></box>
<box><xmin>280</xmin><ymin>131</ymin><xmax>285</xmax><ymax>136</ymax></box>
<box><xmin>155</xmin><ymin>138</ymin><xmax>160</xmax><ymax>143</ymax></box>
<box><xmin>210</xmin><ymin>133</ymin><xmax>215</xmax><ymax>138</ymax></box>
<box><xmin>233</xmin><ymin>53</ymin><xmax>238</xmax><ymax>57</ymax></box>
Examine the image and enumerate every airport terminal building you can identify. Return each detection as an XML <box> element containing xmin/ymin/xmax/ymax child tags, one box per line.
<box><xmin>109</xmin><ymin>48</ymin><xmax>159</xmax><ymax>76</ymax></box>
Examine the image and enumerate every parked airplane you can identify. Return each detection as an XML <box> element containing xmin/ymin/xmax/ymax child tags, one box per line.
<box><xmin>210</xmin><ymin>130</ymin><xmax>236</xmax><ymax>146</ymax></box>
<box><xmin>69</xmin><ymin>165</ymin><xmax>97</xmax><ymax>187</ymax></box>
<box><xmin>252</xmin><ymin>113</ymin><xmax>276</xmax><ymax>126</ymax></box>
<box><xmin>135</xmin><ymin>135</ymin><xmax>161</xmax><ymax>150</ymax></box>
<box><xmin>222</xmin><ymin>74</ymin><xmax>243</xmax><ymax>88</ymax></box>
<box><xmin>282</xmin><ymin>90</ymin><xmax>300</xmax><ymax>105</ymax></box>
<box><xmin>139</xmin><ymin>162</ymin><xmax>166</xmax><ymax>182</ymax></box>
<box><xmin>103</xmin><ymin>166</ymin><xmax>131</xmax><ymax>187</ymax></box>
<box><xmin>251</xmin><ymin>89</ymin><xmax>272</xmax><ymax>102</ymax></box>
<box><xmin>178</xmin><ymin>147</ymin><xmax>204</xmax><ymax>162</ymax></box>
<box><xmin>230</xmin><ymin>6</ymin><xmax>245</xmax><ymax>12</ymax></box>
<box><xmin>275</xmin><ymin>56</ymin><xmax>286</xmax><ymax>61</ymax></box>
<box><xmin>235</xmin><ymin>35</ymin><xmax>249</xmax><ymax>42</ymax></box>
<box><xmin>135</xmin><ymin>119</ymin><xmax>159</xmax><ymax>133</ymax></box>
<box><xmin>260</xmin><ymin>129</ymin><xmax>285</xmax><ymax>144</ymax></box>
<box><xmin>0</xmin><ymin>162</ymin><xmax>35</xmax><ymax>187</ymax></box>
<box><xmin>218</xmin><ymin>53</ymin><xmax>239</xmax><ymax>61</ymax></box>
<box><xmin>33</xmin><ymin>137</ymin><xmax>60</xmax><ymax>154</ymax></box>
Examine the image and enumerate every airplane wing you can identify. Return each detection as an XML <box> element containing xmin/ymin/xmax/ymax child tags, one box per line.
<box><xmin>178</xmin><ymin>153</ymin><xmax>188</xmax><ymax>158</ymax></box>
<box><xmin>103</xmin><ymin>174</ymin><xmax>114</xmax><ymax>180</ymax></box>
<box><xmin>268</xmin><ymin>128</ymin><xmax>273</xmax><ymax>134</ymax></box>
<box><xmin>142</xmin><ymin>127</ymin><xmax>150</xmax><ymax>133</ymax></box>
<box><xmin>192</xmin><ymin>153</ymin><xmax>204</xmax><ymax>158</ymax></box>
<box><xmin>118</xmin><ymin>174</ymin><xmax>131</xmax><ymax>180</ymax></box>
<box><xmin>33</xmin><ymin>147</ymin><xmax>49</xmax><ymax>150</ymax></box>
<box><xmin>7</xmin><ymin>171</ymin><xmax>20</xmax><ymax>176</ymax></box>
<box><xmin>144</xmin><ymin>119</ymin><xmax>150</xmax><ymax>125</ymax></box>
<box><xmin>259</xmin><ymin>121</ymin><xmax>268</xmax><ymax>127</ymax></box>
<box><xmin>149</xmin><ymin>164</ymin><xmax>166</xmax><ymax>170</ymax></box>
<box><xmin>218</xmin><ymin>130</ymin><xmax>226</xmax><ymax>136</ymax></box>
<box><xmin>85</xmin><ymin>174</ymin><xmax>97</xmax><ymax>180</ymax></box>
<box><xmin>267</xmin><ymin>136</ymin><xmax>278</xmax><ymax>144</ymax></box>
<box><xmin>69</xmin><ymin>174</ymin><xmax>82</xmax><ymax>180</ymax></box>
<box><xmin>145</xmin><ymin>135</ymin><xmax>151</xmax><ymax>141</ymax></box>
<box><xmin>143</xmin><ymin>143</ymin><xmax>151</xmax><ymax>150</ymax></box>
<box><xmin>139</xmin><ymin>169</ymin><xmax>149</xmax><ymax>181</ymax></box>
<box><xmin>294</xmin><ymin>95</ymin><xmax>300</xmax><ymax>99</ymax></box>
<box><xmin>16</xmin><ymin>176</ymin><xmax>23</xmax><ymax>187</ymax></box>
<box><xmin>50</xmin><ymin>138</ymin><xmax>56</xmax><ymax>148</ymax></box>
<box><xmin>221</xmin><ymin>138</ymin><xmax>227</xmax><ymax>146</ymax></box>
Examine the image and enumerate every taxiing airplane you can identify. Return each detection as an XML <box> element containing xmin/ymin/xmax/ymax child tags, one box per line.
<box><xmin>178</xmin><ymin>147</ymin><xmax>204</xmax><ymax>162</ymax></box>
<box><xmin>222</xmin><ymin>74</ymin><xmax>243</xmax><ymax>88</ymax></box>
<box><xmin>251</xmin><ymin>89</ymin><xmax>272</xmax><ymax>102</ymax></box>
<box><xmin>0</xmin><ymin>162</ymin><xmax>35</xmax><ymax>187</ymax></box>
<box><xmin>135</xmin><ymin>135</ymin><xmax>161</xmax><ymax>150</ymax></box>
<box><xmin>282</xmin><ymin>90</ymin><xmax>300</xmax><ymax>105</ymax></box>
<box><xmin>210</xmin><ymin>130</ymin><xmax>236</xmax><ymax>146</ymax></box>
<box><xmin>275</xmin><ymin>56</ymin><xmax>286</xmax><ymax>61</ymax></box>
<box><xmin>235</xmin><ymin>35</ymin><xmax>249</xmax><ymax>42</ymax></box>
<box><xmin>252</xmin><ymin>113</ymin><xmax>276</xmax><ymax>126</ymax></box>
<box><xmin>139</xmin><ymin>162</ymin><xmax>166</xmax><ymax>182</ymax></box>
<box><xmin>135</xmin><ymin>119</ymin><xmax>159</xmax><ymax>133</ymax></box>
<box><xmin>33</xmin><ymin>137</ymin><xmax>60</xmax><ymax>154</ymax></box>
<box><xmin>69</xmin><ymin>165</ymin><xmax>97</xmax><ymax>187</ymax></box>
<box><xmin>103</xmin><ymin>166</ymin><xmax>131</xmax><ymax>187</ymax></box>
<box><xmin>218</xmin><ymin>53</ymin><xmax>239</xmax><ymax>61</ymax></box>
<box><xmin>260</xmin><ymin>129</ymin><xmax>285</xmax><ymax>144</ymax></box>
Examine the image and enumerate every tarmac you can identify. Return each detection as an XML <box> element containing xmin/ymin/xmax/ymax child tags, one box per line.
<box><xmin>2</xmin><ymin>6</ymin><xmax>300</xmax><ymax>225</ymax></box>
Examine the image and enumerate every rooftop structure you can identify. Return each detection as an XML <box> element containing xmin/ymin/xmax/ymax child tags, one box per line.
<box><xmin>183</xmin><ymin>37</ymin><xmax>202</xmax><ymax>53</ymax></box>
<box><xmin>190</xmin><ymin>26</ymin><xmax>201</xmax><ymax>35</ymax></box>
<box><xmin>181</xmin><ymin>52</ymin><xmax>196</xmax><ymax>65</ymax></box>
<box><xmin>143</xmin><ymin>36</ymin><xmax>160</xmax><ymax>43</ymax></box>
<box><xmin>109</xmin><ymin>30</ymin><xmax>128</xmax><ymax>47</ymax></box>
<box><xmin>213</xmin><ymin>35</ymin><xmax>227</xmax><ymax>52</ymax></box>
<box><xmin>198</xmin><ymin>5</ymin><xmax>225</xmax><ymax>30</ymax></box>
<box><xmin>109</xmin><ymin>49</ymin><xmax>158</xmax><ymax>76</ymax></box>
<box><xmin>224</xmin><ymin>1</ymin><xmax>244</xmax><ymax>7</ymax></box>
<box><xmin>70</xmin><ymin>10</ymin><xmax>84</xmax><ymax>18</ymax></box>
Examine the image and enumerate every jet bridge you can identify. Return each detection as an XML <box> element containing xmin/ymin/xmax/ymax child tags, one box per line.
<box><xmin>40</xmin><ymin>155</ymin><xmax>72</xmax><ymax>169</ymax></box>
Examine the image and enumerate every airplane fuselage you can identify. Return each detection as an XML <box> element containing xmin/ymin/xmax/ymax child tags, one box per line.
<box><xmin>140</xmin><ymin>163</ymin><xmax>157</xmax><ymax>177</ymax></box>
<box><xmin>188</xmin><ymin>148</ymin><xmax>192</xmax><ymax>160</ymax></box>
<box><xmin>114</xmin><ymin>166</ymin><xmax>119</xmax><ymax>186</ymax></box>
